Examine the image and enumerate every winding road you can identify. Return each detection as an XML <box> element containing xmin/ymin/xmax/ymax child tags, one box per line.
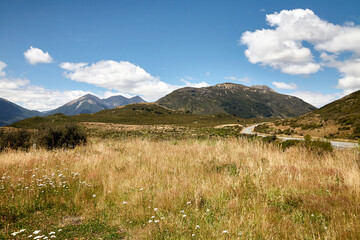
<box><xmin>241</xmin><ymin>124</ymin><xmax>358</xmax><ymax>149</ymax></box>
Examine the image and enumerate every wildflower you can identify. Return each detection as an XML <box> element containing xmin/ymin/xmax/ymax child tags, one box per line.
<box><xmin>58</xmin><ymin>229</ymin><xmax>62</xmax><ymax>232</ymax></box>
<box><xmin>149</xmin><ymin>220</ymin><xmax>153</xmax><ymax>223</ymax></box>
<box><xmin>154</xmin><ymin>208</ymin><xmax>158</xmax><ymax>211</ymax></box>
<box><xmin>195</xmin><ymin>225</ymin><xmax>200</xmax><ymax>229</ymax></box>
<box><xmin>154</xmin><ymin>220</ymin><xmax>159</xmax><ymax>223</ymax></box>
<box><xmin>50</xmin><ymin>235</ymin><xmax>56</xmax><ymax>238</ymax></box>
<box><xmin>139</xmin><ymin>188</ymin><xmax>144</xmax><ymax>191</ymax></box>
<box><xmin>28</xmin><ymin>235</ymin><xmax>33</xmax><ymax>238</ymax></box>
<box><xmin>33</xmin><ymin>230</ymin><xmax>41</xmax><ymax>234</ymax></box>
<box><xmin>34</xmin><ymin>236</ymin><xmax>44</xmax><ymax>239</ymax></box>
<box><xmin>182</xmin><ymin>214</ymin><xmax>186</xmax><ymax>218</ymax></box>
<box><xmin>49</xmin><ymin>232</ymin><xmax>55</xmax><ymax>235</ymax></box>
<box><xmin>123</xmin><ymin>201</ymin><xmax>128</xmax><ymax>204</ymax></box>
<box><xmin>92</xmin><ymin>194</ymin><xmax>96</xmax><ymax>198</ymax></box>
<box><xmin>161</xmin><ymin>217</ymin><xmax>165</xmax><ymax>220</ymax></box>
<box><xmin>192</xmin><ymin>233</ymin><xmax>195</xmax><ymax>237</ymax></box>
<box><xmin>206</xmin><ymin>209</ymin><xmax>210</xmax><ymax>212</ymax></box>
<box><xmin>151</xmin><ymin>216</ymin><xmax>155</xmax><ymax>218</ymax></box>
<box><xmin>222</xmin><ymin>230</ymin><xmax>229</xmax><ymax>234</ymax></box>
<box><xmin>238</xmin><ymin>231</ymin><xmax>243</xmax><ymax>235</ymax></box>
<box><xmin>311</xmin><ymin>214</ymin><xmax>314</xmax><ymax>217</ymax></box>
<box><xmin>19</xmin><ymin>229</ymin><xmax>26</xmax><ymax>233</ymax></box>
<box><xmin>180</xmin><ymin>210</ymin><xmax>184</xmax><ymax>213</ymax></box>
<box><xmin>186</xmin><ymin>201</ymin><xmax>191</xmax><ymax>205</ymax></box>
<box><xmin>11</xmin><ymin>232</ymin><xmax>20</xmax><ymax>236</ymax></box>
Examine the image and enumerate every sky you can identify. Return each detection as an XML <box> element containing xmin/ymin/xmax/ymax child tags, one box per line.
<box><xmin>1</xmin><ymin>0</ymin><xmax>360</xmax><ymax>111</ymax></box>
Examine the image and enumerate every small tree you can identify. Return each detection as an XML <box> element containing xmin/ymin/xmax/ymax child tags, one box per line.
<box><xmin>36</xmin><ymin>123</ymin><xmax>87</xmax><ymax>150</ymax></box>
<box><xmin>0</xmin><ymin>129</ymin><xmax>32</xmax><ymax>151</ymax></box>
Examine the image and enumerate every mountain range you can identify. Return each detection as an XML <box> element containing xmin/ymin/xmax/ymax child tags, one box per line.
<box><xmin>157</xmin><ymin>83</ymin><xmax>316</xmax><ymax>118</ymax></box>
<box><xmin>0</xmin><ymin>94</ymin><xmax>145</xmax><ymax>126</ymax></box>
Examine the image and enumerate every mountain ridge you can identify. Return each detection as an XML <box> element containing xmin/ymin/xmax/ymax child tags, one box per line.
<box><xmin>157</xmin><ymin>83</ymin><xmax>316</xmax><ymax>118</ymax></box>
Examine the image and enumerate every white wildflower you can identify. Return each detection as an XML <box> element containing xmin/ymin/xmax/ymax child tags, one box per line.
<box><xmin>11</xmin><ymin>232</ymin><xmax>20</xmax><ymax>236</ymax></box>
<box><xmin>33</xmin><ymin>230</ymin><xmax>41</xmax><ymax>234</ymax></box>
<box><xmin>222</xmin><ymin>230</ymin><xmax>229</xmax><ymax>234</ymax></box>
<box><xmin>154</xmin><ymin>208</ymin><xmax>158</xmax><ymax>211</ymax></box>
<box><xmin>154</xmin><ymin>220</ymin><xmax>159</xmax><ymax>223</ymax></box>
<box><xmin>123</xmin><ymin>201</ymin><xmax>127</xmax><ymax>204</ymax></box>
<box><xmin>92</xmin><ymin>194</ymin><xmax>96</xmax><ymax>198</ymax></box>
<box><xmin>182</xmin><ymin>214</ymin><xmax>186</xmax><ymax>218</ymax></box>
<box><xmin>148</xmin><ymin>220</ymin><xmax>153</xmax><ymax>223</ymax></box>
<box><xmin>49</xmin><ymin>232</ymin><xmax>55</xmax><ymax>235</ymax></box>
<box><xmin>186</xmin><ymin>201</ymin><xmax>191</xmax><ymax>205</ymax></box>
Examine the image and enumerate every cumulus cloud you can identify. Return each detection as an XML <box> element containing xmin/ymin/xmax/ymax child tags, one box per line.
<box><xmin>224</xmin><ymin>76</ymin><xmax>250</xmax><ymax>83</ymax></box>
<box><xmin>272</xmin><ymin>81</ymin><xmax>297</xmax><ymax>90</ymax></box>
<box><xmin>24</xmin><ymin>46</ymin><xmax>53</xmax><ymax>65</ymax></box>
<box><xmin>290</xmin><ymin>91</ymin><xmax>343</xmax><ymax>108</ymax></box>
<box><xmin>241</xmin><ymin>9</ymin><xmax>360</xmax><ymax>90</ymax></box>
<box><xmin>60</xmin><ymin>60</ymin><xmax>209</xmax><ymax>101</ymax></box>
<box><xmin>0</xmin><ymin>61</ymin><xmax>90</xmax><ymax>111</ymax></box>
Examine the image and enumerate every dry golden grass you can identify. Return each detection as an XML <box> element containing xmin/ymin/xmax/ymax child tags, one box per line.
<box><xmin>1</xmin><ymin>137</ymin><xmax>360</xmax><ymax>239</ymax></box>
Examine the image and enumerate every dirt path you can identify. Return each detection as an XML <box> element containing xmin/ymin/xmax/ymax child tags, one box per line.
<box><xmin>241</xmin><ymin>124</ymin><xmax>358</xmax><ymax>149</ymax></box>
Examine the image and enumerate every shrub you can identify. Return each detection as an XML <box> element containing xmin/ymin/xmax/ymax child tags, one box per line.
<box><xmin>0</xmin><ymin>129</ymin><xmax>32</xmax><ymax>151</ymax></box>
<box><xmin>279</xmin><ymin>140</ymin><xmax>301</xmax><ymax>151</ymax></box>
<box><xmin>262</xmin><ymin>135</ymin><xmax>277</xmax><ymax>143</ymax></box>
<box><xmin>36</xmin><ymin>123</ymin><xmax>87</xmax><ymax>150</ymax></box>
<box><xmin>304</xmin><ymin>135</ymin><xmax>333</xmax><ymax>154</ymax></box>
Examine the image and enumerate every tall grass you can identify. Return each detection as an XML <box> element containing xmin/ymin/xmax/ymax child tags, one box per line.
<box><xmin>1</xmin><ymin>137</ymin><xmax>359</xmax><ymax>239</ymax></box>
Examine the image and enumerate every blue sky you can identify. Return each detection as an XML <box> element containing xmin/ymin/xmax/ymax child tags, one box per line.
<box><xmin>1</xmin><ymin>0</ymin><xmax>360</xmax><ymax>111</ymax></box>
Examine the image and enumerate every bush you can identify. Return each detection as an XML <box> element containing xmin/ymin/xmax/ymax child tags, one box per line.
<box><xmin>304</xmin><ymin>135</ymin><xmax>333</xmax><ymax>154</ymax></box>
<box><xmin>36</xmin><ymin>123</ymin><xmax>87</xmax><ymax>150</ymax></box>
<box><xmin>262</xmin><ymin>135</ymin><xmax>277</xmax><ymax>143</ymax></box>
<box><xmin>0</xmin><ymin>129</ymin><xmax>32</xmax><ymax>151</ymax></box>
<box><xmin>279</xmin><ymin>140</ymin><xmax>301</xmax><ymax>151</ymax></box>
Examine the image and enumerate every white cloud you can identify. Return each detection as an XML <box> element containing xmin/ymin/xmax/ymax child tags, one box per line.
<box><xmin>241</xmin><ymin>9</ymin><xmax>360</xmax><ymax>89</ymax></box>
<box><xmin>0</xmin><ymin>61</ymin><xmax>90</xmax><ymax>111</ymax></box>
<box><xmin>290</xmin><ymin>91</ymin><xmax>343</xmax><ymax>107</ymax></box>
<box><xmin>24</xmin><ymin>46</ymin><xmax>53</xmax><ymax>65</ymax></box>
<box><xmin>0</xmin><ymin>61</ymin><xmax>7</xmax><ymax>77</ymax></box>
<box><xmin>60</xmin><ymin>60</ymin><xmax>209</xmax><ymax>101</ymax></box>
<box><xmin>224</xmin><ymin>76</ymin><xmax>250</xmax><ymax>83</ymax></box>
<box><xmin>272</xmin><ymin>81</ymin><xmax>297</xmax><ymax>90</ymax></box>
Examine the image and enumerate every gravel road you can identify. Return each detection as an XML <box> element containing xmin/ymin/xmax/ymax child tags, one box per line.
<box><xmin>241</xmin><ymin>124</ymin><xmax>358</xmax><ymax>149</ymax></box>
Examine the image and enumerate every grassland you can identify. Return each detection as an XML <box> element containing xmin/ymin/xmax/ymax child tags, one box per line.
<box><xmin>1</xmin><ymin>133</ymin><xmax>359</xmax><ymax>239</ymax></box>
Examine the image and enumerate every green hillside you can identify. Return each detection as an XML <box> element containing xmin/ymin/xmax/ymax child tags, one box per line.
<box><xmin>268</xmin><ymin>90</ymin><xmax>360</xmax><ymax>139</ymax></box>
<box><xmin>10</xmin><ymin>103</ymin><xmax>262</xmax><ymax>129</ymax></box>
<box><xmin>157</xmin><ymin>83</ymin><xmax>316</xmax><ymax>118</ymax></box>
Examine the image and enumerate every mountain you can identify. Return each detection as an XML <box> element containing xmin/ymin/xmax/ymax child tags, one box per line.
<box><xmin>45</xmin><ymin>94</ymin><xmax>146</xmax><ymax>116</ymax></box>
<box><xmin>272</xmin><ymin>89</ymin><xmax>360</xmax><ymax>139</ymax></box>
<box><xmin>102</xmin><ymin>95</ymin><xmax>146</xmax><ymax>108</ymax></box>
<box><xmin>0</xmin><ymin>98</ymin><xmax>41</xmax><ymax>126</ymax></box>
<box><xmin>157</xmin><ymin>83</ymin><xmax>316</xmax><ymax>118</ymax></box>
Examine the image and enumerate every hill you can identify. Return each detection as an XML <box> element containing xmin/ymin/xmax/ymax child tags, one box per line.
<box><xmin>260</xmin><ymin>90</ymin><xmax>360</xmax><ymax>139</ymax></box>
<box><xmin>156</xmin><ymin>83</ymin><xmax>316</xmax><ymax>118</ymax></box>
<box><xmin>44</xmin><ymin>94</ymin><xmax>146</xmax><ymax>116</ymax></box>
<box><xmin>0</xmin><ymin>98</ymin><xmax>41</xmax><ymax>126</ymax></box>
<box><xmin>10</xmin><ymin>103</ymin><xmax>265</xmax><ymax>129</ymax></box>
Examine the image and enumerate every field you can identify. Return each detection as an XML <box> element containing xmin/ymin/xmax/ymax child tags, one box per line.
<box><xmin>1</xmin><ymin>128</ymin><xmax>360</xmax><ymax>239</ymax></box>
